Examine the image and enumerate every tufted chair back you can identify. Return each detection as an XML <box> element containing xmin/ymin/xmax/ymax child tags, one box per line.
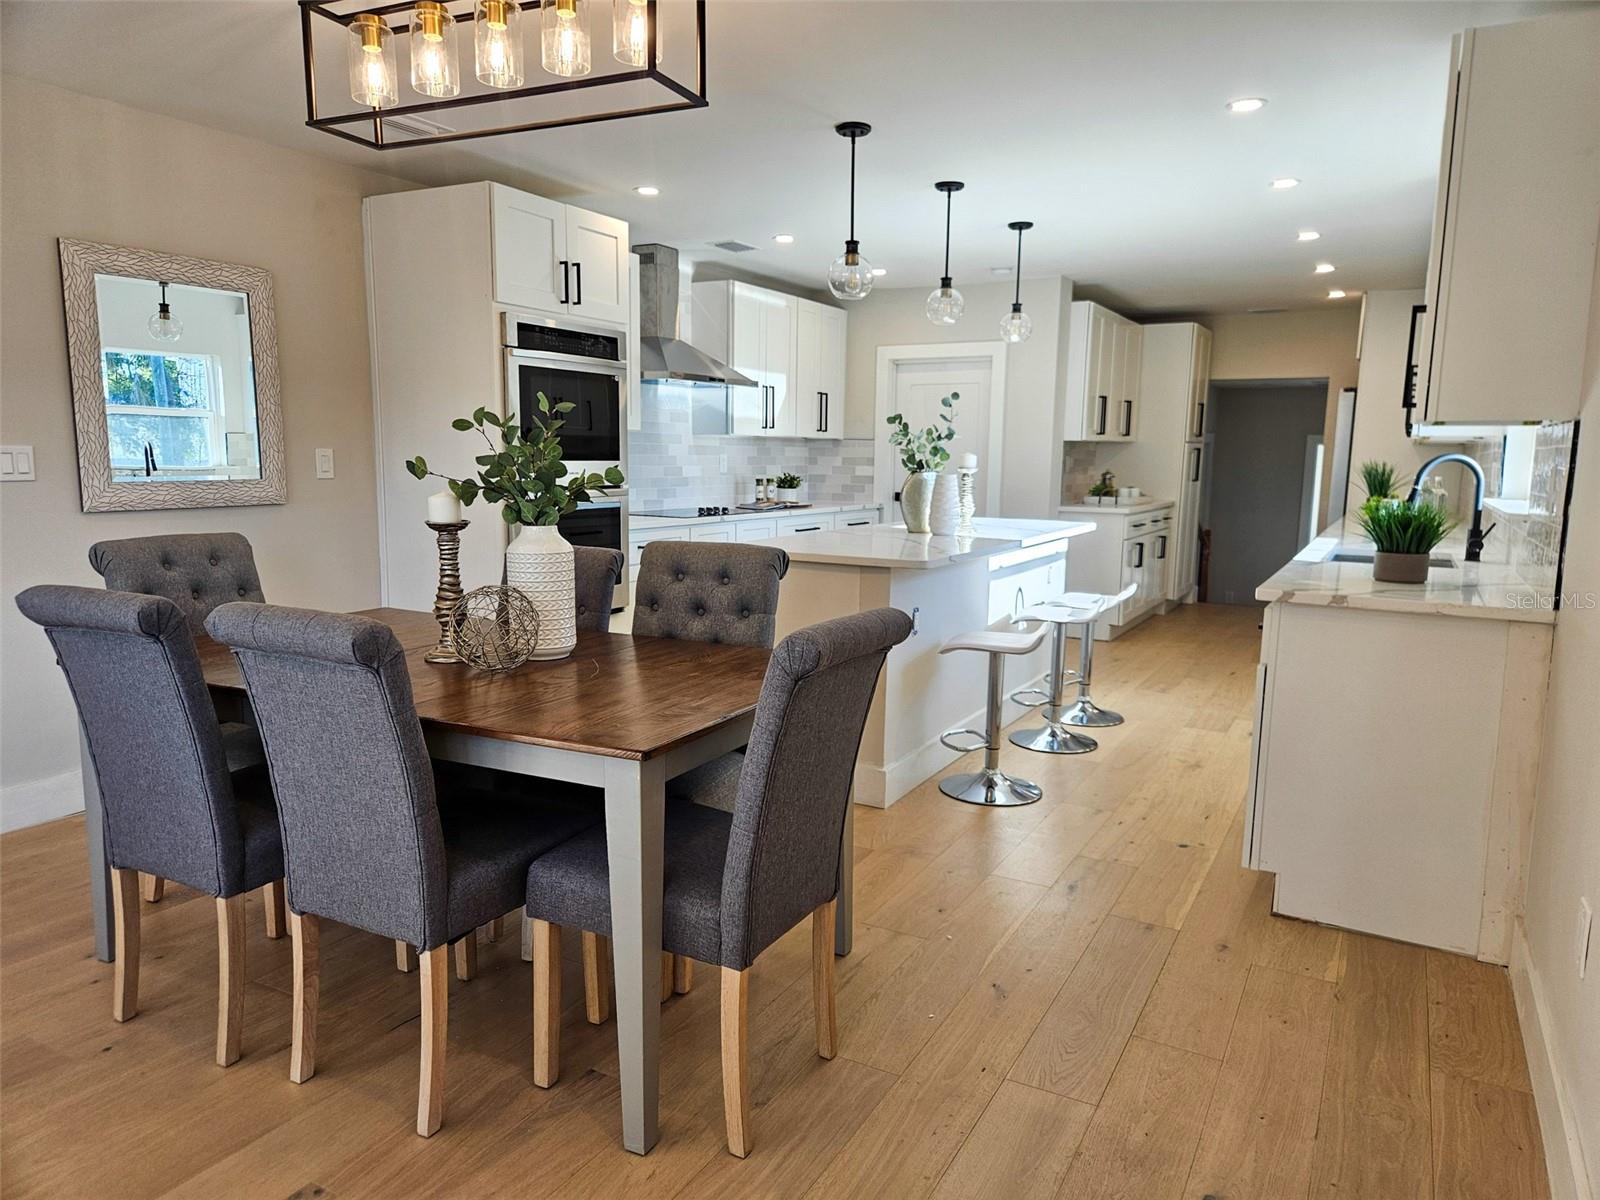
<box><xmin>573</xmin><ymin>546</ymin><xmax>626</xmax><ymax>633</ymax></box>
<box><xmin>89</xmin><ymin>533</ymin><xmax>265</xmax><ymax>629</ymax></box>
<box><xmin>15</xmin><ymin>585</ymin><xmax>248</xmax><ymax>896</ymax></box>
<box><xmin>631</xmin><ymin>542</ymin><xmax>790</xmax><ymax>648</ymax></box>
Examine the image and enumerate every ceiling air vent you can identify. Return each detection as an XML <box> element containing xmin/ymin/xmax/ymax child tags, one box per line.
<box><xmin>710</xmin><ymin>240</ymin><xmax>759</xmax><ymax>253</ymax></box>
<box><xmin>381</xmin><ymin>113</ymin><xmax>455</xmax><ymax>139</ymax></box>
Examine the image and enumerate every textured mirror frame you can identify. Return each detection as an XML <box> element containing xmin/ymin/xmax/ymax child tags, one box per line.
<box><xmin>58</xmin><ymin>238</ymin><xmax>287</xmax><ymax>512</ymax></box>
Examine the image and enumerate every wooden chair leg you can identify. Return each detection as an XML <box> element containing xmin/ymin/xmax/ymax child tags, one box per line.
<box><xmin>139</xmin><ymin>872</ymin><xmax>165</xmax><ymax>903</ymax></box>
<box><xmin>288</xmin><ymin>911</ymin><xmax>320</xmax><ymax>1084</ymax></box>
<box><xmin>721</xmin><ymin>967</ymin><xmax>751</xmax><ymax>1158</ymax></box>
<box><xmin>521</xmin><ymin>913</ymin><xmax>534</xmax><ymax>963</ymax></box>
<box><xmin>673</xmin><ymin>954</ymin><xmax>694</xmax><ymax>995</ymax></box>
<box><xmin>395</xmin><ymin>940</ymin><xmax>417</xmax><ymax>973</ymax></box>
<box><xmin>263</xmin><ymin>879</ymin><xmax>286</xmax><ymax>940</ymax></box>
<box><xmin>660</xmin><ymin>951</ymin><xmax>673</xmax><ymax>1002</ymax></box>
<box><xmin>485</xmin><ymin>915</ymin><xmax>505</xmax><ymax>943</ymax></box>
<box><xmin>110</xmin><ymin>868</ymin><xmax>141</xmax><ymax>1022</ymax></box>
<box><xmin>581</xmin><ymin>932</ymin><xmax>610</xmax><ymax>1025</ymax></box>
<box><xmin>454</xmin><ymin>934</ymin><xmax>477</xmax><ymax>982</ymax></box>
<box><xmin>531</xmin><ymin>920</ymin><xmax>561</xmax><ymax>1087</ymax></box>
<box><xmin>216</xmin><ymin>894</ymin><xmax>247</xmax><ymax>1067</ymax></box>
<box><xmin>418</xmin><ymin>945</ymin><xmax>448</xmax><ymax>1137</ymax></box>
<box><xmin>812</xmin><ymin>899</ymin><xmax>837</xmax><ymax>1060</ymax></box>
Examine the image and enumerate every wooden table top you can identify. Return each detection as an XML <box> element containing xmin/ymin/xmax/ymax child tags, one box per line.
<box><xmin>196</xmin><ymin>607</ymin><xmax>772</xmax><ymax>761</ymax></box>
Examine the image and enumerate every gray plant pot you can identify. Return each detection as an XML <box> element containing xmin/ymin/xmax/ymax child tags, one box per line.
<box><xmin>900</xmin><ymin>470</ymin><xmax>938</xmax><ymax>533</ymax></box>
<box><xmin>1372</xmin><ymin>551</ymin><xmax>1430</xmax><ymax>584</ymax></box>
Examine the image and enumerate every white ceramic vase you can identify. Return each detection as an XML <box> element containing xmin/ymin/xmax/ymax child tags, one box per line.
<box><xmin>776</xmin><ymin>487</ymin><xmax>799</xmax><ymax>503</ymax></box>
<box><xmin>928</xmin><ymin>472</ymin><xmax>961</xmax><ymax>536</ymax></box>
<box><xmin>504</xmin><ymin>522</ymin><xmax>576</xmax><ymax>660</ymax></box>
<box><xmin>900</xmin><ymin>470</ymin><xmax>938</xmax><ymax>533</ymax></box>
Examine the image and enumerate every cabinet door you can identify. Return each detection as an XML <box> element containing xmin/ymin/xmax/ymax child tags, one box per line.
<box><xmin>1117</xmin><ymin>322</ymin><xmax>1142</xmax><ymax>439</ymax></box>
<box><xmin>1187</xmin><ymin>326</ymin><xmax>1212</xmax><ymax>439</ymax></box>
<box><xmin>1118</xmin><ymin>537</ymin><xmax>1147</xmax><ymax>622</ymax></box>
<box><xmin>1150</xmin><ymin>524</ymin><xmax>1171</xmax><ymax>603</ymax></box>
<box><xmin>1091</xmin><ymin>309</ymin><xmax>1116</xmax><ymax>438</ymax></box>
<box><xmin>793</xmin><ymin>300</ymin><xmax>824</xmax><ymax>436</ymax></box>
<box><xmin>763</xmin><ymin>291</ymin><xmax>798</xmax><ymax>437</ymax></box>
<box><xmin>491</xmin><ymin>186</ymin><xmax>567</xmax><ymax>315</ymax></box>
<box><xmin>690</xmin><ymin>525</ymin><xmax>734</xmax><ymax>543</ymax></box>
<box><xmin>776</xmin><ymin>512</ymin><xmax>834</xmax><ymax>536</ymax></box>
<box><xmin>564</xmin><ymin>206</ymin><xmax>630</xmax><ymax>325</ymax></box>
<box><xmin>815</xmin><ymin>305</ymin><xmax>846</xmax><ymax>439</ymax></box>
<box><xmin>728</xmin><ymin>284</ymin><xmax>768</xmax><ymax>436</ymax></box>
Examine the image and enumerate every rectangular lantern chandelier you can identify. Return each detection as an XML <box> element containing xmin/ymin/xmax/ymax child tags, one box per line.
<box><xmin>300</xmin><ymin>0</ymin><xmax>706</xmax><ymax>149</ymax></box>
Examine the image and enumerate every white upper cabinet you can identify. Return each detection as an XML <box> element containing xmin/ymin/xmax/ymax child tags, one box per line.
<box><xmin>490</xmin><ymin>183</ymin><xmax>631</xmax><ymax>326</ymax></box>
<box><xmin>1416</xmin><ymin>9</ymin><xmax>1600</xmax><ymax>424</ymax></box>
<box><xmin>1186</xmin><ymin>324</ymin><xmax>1212</xmax><ymax>441</ymax></box>
<box><xmin>795</xmin><ymin>300</ymin><xmax>846</xmax><ymax>439</ymax></box>
<box><xmin>1063</xmin><ymin>300</ymin><xmax>1142</xmax><ymax>441</ymax></box>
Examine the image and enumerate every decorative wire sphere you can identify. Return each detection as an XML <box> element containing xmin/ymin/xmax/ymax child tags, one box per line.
<box><xmin>450</xmin><ymin>585</ymin><xmax>540</xmax><ymax>672</ymax></box>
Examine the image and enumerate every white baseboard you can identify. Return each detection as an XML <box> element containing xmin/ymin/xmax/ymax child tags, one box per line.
<box><xmin>1</xmin><ymin>768</ymin><xmax>85</xmax><ymax>833</ymax></box>
<box><xmin>1510</xmin><ymin>921</ymin><xmax>1594</xmax><ymax>1200</ymax></box>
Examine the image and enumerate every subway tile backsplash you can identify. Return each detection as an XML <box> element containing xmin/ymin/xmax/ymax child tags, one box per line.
<box><xmin>1479</xmin><ymin>420</ymin><xmax>1573</xmax><ymax>591</ymax></box>
<box><xmin>628</xmin><ymin>382</ymin><xmax>877</xmax><ymax>511</ymax></box>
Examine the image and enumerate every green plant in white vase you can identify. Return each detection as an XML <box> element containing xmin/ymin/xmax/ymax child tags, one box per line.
<box><xmin>774</xmin><ymin>471</ymin><xmax>803</xmax><ymax>502</ymax></box>
<box><xmin>886</xmin><ymin>392</ymin><xmax>957</xmax><ymax>533</ymax></box>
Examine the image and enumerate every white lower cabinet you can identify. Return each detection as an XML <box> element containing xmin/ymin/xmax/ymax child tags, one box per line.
<box><xmin>733</xmin><ymin>518</ymin><xmax>778</xmax><ymax>541</ymax></box>
<box><xmin>1060</xmin><ymin>503</ymin><xmax>1174</xmax><ymax>639</ymax></box>
<box><xmin>690</xmin><ymin>526</ymin><xmax>734</xmax><ymax>542</ymax></box>
<box><xmin>775</xmin><ymin>513</ymin><xmax>835</xmax><ymax>536</ymax></box>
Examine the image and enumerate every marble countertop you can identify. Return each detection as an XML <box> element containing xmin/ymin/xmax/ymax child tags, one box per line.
<box><xmin>752</xmin><ymin>517</ymin><xmax>1096</xmax><ymax>570</ymax></box>
<box><xmin>1256</xmin><ymin>516</ymin><xmax>1554</xmax><ymax>624</ymax></box>
<box><xmin>1058</xmin><ymin>498</ymin><xmax>1174</xmax><ymax>516</ymax></box>
<box><xmin>630</xmin><ymin>504</ymin><xmax>880</xmax><ymax>530</ymax></box>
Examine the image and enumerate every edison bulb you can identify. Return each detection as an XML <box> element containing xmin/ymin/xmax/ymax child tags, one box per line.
<box><xmin>542</xmin><ymin>0</ymin><xmax>591</xmax><ymax>77</ymax></box>
<box><xmin>828</xmin><ymin>242</ymin><xmax>875</xmax><ymax>301</ymax></box>
<box><xmin>925</xmin><ymin>282</ymin><xmax>965</xmax><ymax>326</ymax></box>
<box><xmin>348</xmin><ymin>13</ymin><xmax>398</xmax><ymax>109</ymax></box>
<box><xmin>409</xmin><ymin>2</ymin><xmax>459</xmax><ymax>97</ymax></box>
<box><xmin>475</xmin><ymin>0</ymin><xmax>524</xmax><ymax>87</ymax></box>
<box><xmin>613</xmin><ymin>0</ymin><xmax>652</xmax><ymax>66</ymax></box>
<box><xmin>1000</xmin><ymin>306</ymin><xmax>1033</xmax><ymax>344</ymax></box>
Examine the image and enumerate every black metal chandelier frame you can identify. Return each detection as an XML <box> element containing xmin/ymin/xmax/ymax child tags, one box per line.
<box><xmin>299</xmin><ymin>0</ymin><xmax>707</xmax><ymax>150</ymax></box>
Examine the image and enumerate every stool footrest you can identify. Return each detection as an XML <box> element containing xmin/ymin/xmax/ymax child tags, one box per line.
<box><xmin>1009</xmin><ymin>688</ymin><xmax>1051</xmax><ymax>708</ymax></box>
<box><xmin>939</xmin><ymin>728</ymin><xmax>990</xmax><ymax>754</ymax></box>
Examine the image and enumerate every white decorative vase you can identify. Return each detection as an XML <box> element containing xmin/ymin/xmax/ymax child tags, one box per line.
<box><xmin>928</xmin><ymin>472</ymin><xmax>961</xmax><ymax>535</ymax></box>
<box><xmin>776</xmin><ymin>487</ymin><xmax>799</xmax><ymax>503</ymax></box>
<box><xmin>900</xmin><ymin>470</ymin><xmax>938</xmax><ymax>533</ymax></box>
<box><xmin>504</xmin><ymin>523</ymin><xmax>576</xmax><ymax>660</ymax></box>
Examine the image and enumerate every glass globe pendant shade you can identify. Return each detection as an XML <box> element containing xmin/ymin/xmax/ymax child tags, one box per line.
<box><xmin>542</xmin><ymin>0</ymin><xmax>591</xmax><ymax>78</ymax></box>
<box><xmin>925</xmin><ymin>279</ymin><xmax>965</xmax><ymax>326</ymax></box>
<box><xmin>828</xmin><ymin>241</ymin><xmax>875</xmax><ymax>301</ymax></box>
<box><xmin>1000</xmin><ymin>304</ymin><xmax>1033</xmax><ymax>344</ymax></box>
<box><xmin>348</xmin><ymin>13</ymin><xmax>398</xmax><ymax>109</ymax></box>
<box><xmin>148</xmin><ymin>283</ymin><xmax>183</xmax><ymax>342</ymax></box>
<box><xmin>410</xmin><ymin>1</ymin><xmax>460</xmax><ymax>98</ymax></box>
<box><xmin>613</xmin><ymin>0</ymin><xmax>656</xmax><ymax>66</ymax></box>
<box><xmin>475</xmin><ymin>0</ymin><xmax>524</xmax><ymax>88</ymax></box>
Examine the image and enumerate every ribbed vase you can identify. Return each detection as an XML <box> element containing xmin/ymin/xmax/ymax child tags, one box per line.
<box><xmin>928</xmin><ymin>472</ymin><xmax>961</xmax><ymax>536</ymax></box>
<box><xmin>504</xmin><ymin>523</ymin><xmax>576</xmax><ymax>660</ymax></box>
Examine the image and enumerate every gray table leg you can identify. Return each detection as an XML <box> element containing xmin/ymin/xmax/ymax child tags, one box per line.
<box><xmin>79</xmin><ymin>727</ymin><xmax>114</xmax><ymax>963</ymax></box>
<box><xmin>604</xmin><ymin>756</ymin><xmax>666</xmax><ymax>1154</ymax></box>
<box><xmin>835</xmin><ymin>791</ymin><xmax>854</xmax><ymax>956</ymax></box>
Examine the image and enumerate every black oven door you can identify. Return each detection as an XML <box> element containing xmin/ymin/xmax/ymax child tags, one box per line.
<box><xmin>514</xmin><ymin>360</ymin><xmax>621</xmax><ymax>461</ymax></box>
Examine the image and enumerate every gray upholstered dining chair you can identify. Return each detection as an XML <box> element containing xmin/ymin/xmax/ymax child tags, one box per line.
<box><xmin>14</xmin><ymin>585</ymin><xmax>286</xmax><ymax>1068</ymax></box>
<box><xmin>525</xmin><ymin>607</ymin><xmax>912</xmax><ymax>1157</ymax></box>
<box><xmin>573</xmin><ymin>546</ymin><xmax>626</xmax><ymax>633</ymax></box>
<box><xmin>89</xmin><ymin>531</ymin><xmax>271</xmax><ymax>908</ymax></box>
<box><xmin>579</xmin><ymin>539</ymin><xmax>790</xmax><ymax>1011</ymax></box>
<box><xmin>205</xmin><ymin>602</ymin><xmax>599</xmax><ymax>1137</ymax></box>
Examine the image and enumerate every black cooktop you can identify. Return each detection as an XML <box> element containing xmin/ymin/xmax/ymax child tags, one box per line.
<box><xmin>632</xmin><ymin>506</ymin><xmax>732</xmax><ymax>519</ymax></box>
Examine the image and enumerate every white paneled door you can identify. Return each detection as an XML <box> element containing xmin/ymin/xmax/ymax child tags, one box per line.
<box><xmin>883</xmin><ymin>356</ymin><xmax>994</xmax><ymax>516</ymax></box>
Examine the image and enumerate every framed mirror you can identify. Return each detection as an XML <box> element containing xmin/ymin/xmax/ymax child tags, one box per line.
<box><xmin>58</xmin><ymin>239</ymin><xmax>286</xmax><ymax>512</ymax></box>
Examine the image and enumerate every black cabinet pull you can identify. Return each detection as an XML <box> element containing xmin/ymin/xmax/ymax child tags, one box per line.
<box><xmin>1157</xmin><ymin>535</ymin><xmax>1168</xmax><ymax>559</ymax></box>
<box><xmin>1134</xmin><ymin>542</ymin><xmax>1145</xmax><ymax>568</ymax></box>
<box><xmin>795</xmin><ymin>525</ymin><xmax>821</xmax><ymax>533</ymax></box>
<box><xmin>1402</xmin><ymin>302</ymin><xmax>1427</xmax><ymax>435</ymax></box>
<box><xmin>573</xmin><ymin>261</ymin><xmax>582</xmax><ymax>306</ymax></box>
<box><xmin>1095</xmin><ymin>395</ymin><xmax>1108</xmax><ymax>436</ymax></box>
<box><xmin>1190</xmin><ymin>447</ymin><xmax>1201</xmax><ymax>482</ymax></box>
<box><xmin>818</xmin><ymin>391</ymin><xmax>826</xmax><ymax>433</ymax></box>
<box><xmin>559</xmin><ymin>259</ymin><xmax>570</xmax><ymax>305</ymax></box>
<box><xmin>1193</xmin><ymin>401</ymin><xmax>1205</xmax><ymax>438</ymax></box>
<box><xmin>1120</xmin><ymin>398</ymin><xmax>1133</xmax><ymax>437</ymax></box>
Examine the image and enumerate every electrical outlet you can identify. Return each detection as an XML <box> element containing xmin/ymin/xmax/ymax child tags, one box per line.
<box><xmin>1579</xmin><ymin>897</ymin><xmax>1593</xmax><ymax>980</ymax></box>
<box><xmin>315</xmin><ymin>448</ymin><xmax>335</xmax><ymax>479</ymax></box>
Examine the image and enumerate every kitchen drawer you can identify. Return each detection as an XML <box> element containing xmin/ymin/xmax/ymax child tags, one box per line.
<box><xmin>628</xmin><ymin>525</ymin><xmax>689</xmax><ymax>564</ymax></box>
<box><xmin>733</xmin><ymin>518</ymin><xmax>778</xmax><ymax>541</ymax></box>
<box><xmin>837</xmin><ymin>510</ymin><xmax>877</xmax><ymax>529</ymax></box>
<box><xmin>691</xmin><ymin>526</ymin><xmax>734</xmax><ymax>542</ymax></box>
<box><xmin>775</xmin><ymin>513</ymin><xmax>835</xmax><ymax>536</ymax></box>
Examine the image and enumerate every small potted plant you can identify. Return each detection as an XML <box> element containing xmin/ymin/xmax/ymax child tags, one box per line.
<box><xmin>1087</xmin><ymin>471</ymin><xmax>1117</xmax><ymax>506</ymax></box>
<box><xmin>1359</xmin><ymin>498</ymin><xmax>1456</xmax><ymax>584</ymax></box>
<box><xmin>886</xmin><ymin>392</ymin><xmax>958</xmax><ymax>533</ymax></box>
<box><xmin>773</xmin><ymin>472</ymin><xmax>803</xmax><ymax>503</ymax></box>
<box><xmin>1357</xmin><ymin>460</ymin><xmax>1401</xmax><ymax>521</ymax></box>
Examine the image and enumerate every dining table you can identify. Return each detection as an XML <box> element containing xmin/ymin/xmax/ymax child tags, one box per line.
<box><xmin>75</xmin><ymin>607</ymin><xmax>858</xmax><ymax>1154</ymax></box>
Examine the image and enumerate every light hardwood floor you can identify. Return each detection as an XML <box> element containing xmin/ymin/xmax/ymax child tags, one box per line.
<box><xmin>0</xmin><ymin>603</ymin><xmax>1549</xmax><ymax>1199</ymax></box>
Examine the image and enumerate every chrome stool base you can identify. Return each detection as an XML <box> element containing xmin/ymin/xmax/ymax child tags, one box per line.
<box><xmin>1059</xmin><ymin>697</ymin><xmax>1124</xmax><ymax>728</ymax></box>
<box><xmin>939</xmin><ymin>768</ymin><xmax>1043</xmax><ymax>807</ymax></box>
<box><xmin>1009</xmin><ymin>723</ymin><xmax>1098</xmax><ymax>754</ymax></box>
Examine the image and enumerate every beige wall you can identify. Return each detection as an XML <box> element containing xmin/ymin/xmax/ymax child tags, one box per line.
<box><xmin>842</xmin><ymin>276</ymin><xmax>1072</xmax><ymax>517</ymax></box>
<box><xmin>0</xmin><ymin>75</ymin><xmax>413</xmax><ymax>824</ymax></box>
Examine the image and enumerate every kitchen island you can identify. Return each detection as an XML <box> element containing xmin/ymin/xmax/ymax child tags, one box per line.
<box><xmin>753</xmin><ymin>517</ymin><xmax>1096</xmax><ymax>808</ymax></box>
<box><xmin>1248</xmin><ymin>516</ymin><xmax>1554</xmax><ymax>964</ymax></box>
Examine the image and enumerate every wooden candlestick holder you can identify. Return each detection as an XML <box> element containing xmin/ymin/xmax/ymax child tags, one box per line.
<box><xmin>424</xmin><ymin>519</ymin><xmax>470</xmax><ymax>663</ymax></box>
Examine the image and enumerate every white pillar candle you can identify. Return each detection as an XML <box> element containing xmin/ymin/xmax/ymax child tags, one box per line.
<box><xmin>428</xmin><ymin>489</ymin><xmax>462</xmax><ymax>524</ymax></box>
<box><xmin>959</xmin><ymin>452</ymin><xmax>978</xmax><ymax>470</ymax></box>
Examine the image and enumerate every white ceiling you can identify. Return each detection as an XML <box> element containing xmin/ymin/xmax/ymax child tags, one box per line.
<box><xmin>2</xmin><ymin>0</ymin><xmax>1584</xmax><ymax>313</ymax></box>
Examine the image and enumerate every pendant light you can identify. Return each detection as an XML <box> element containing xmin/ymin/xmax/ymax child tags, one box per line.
<box><xmin>827</xmin><ymin>121</ymin><xmax>875</xmax><ymax>301</ymax></box>
<box><xmin>925</xmin><ymin>181</ymin><xmax>966</xmax><ymax>326</ymax></box>
<box><xmin>475</xmin><ymin>0</ymin><xmax>524</xmax><ymax>88</ymax></box>
<box><xmin>347</xmin><ymin>12</ymin><xmax>398</xmax><ymax>109</ymax></box>
<box><xmin>410</xmin><ymin>1</ymin><xmax>460</xmax><ymax>98</ymax></box>
<box><xmin>542</xmin><ymin>0</ymin><xmax>591</xmax><ymax>78</ymax></box>
<box><xmin>147</xmin><ymin>281</ymin><xmax>183</xmax><ymax>343</ymax></box>
<box><xmin>999</xmin><ymin>221</ymin><xmax>1034</xmax><ymax>343</ymax></box>
<box><xmin>613</xmin><ymin>0</ymin><xmax>657</xmax><ymax>66</ymax></box>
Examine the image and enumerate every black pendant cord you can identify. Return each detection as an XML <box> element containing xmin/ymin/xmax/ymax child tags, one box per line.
<box><xmin>848</xmin><ymin>133</ymin><xmax>857</xmax><ymax>243</ymax></box>
<box><xmin>1007</xmin><ymin>221</ymin><xmax>1032</xmax><ymax>311</ymax></box>
<box><xmin>942</xmin><ymin>188</ymin><xmax>952</xmax><ymax>282</ymax></box>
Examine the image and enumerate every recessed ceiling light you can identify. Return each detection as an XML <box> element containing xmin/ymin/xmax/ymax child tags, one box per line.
<box><xmin>1314</xmin><ymin>262</ymin><xmax>1336</xmax><ymax>274</ymax></box>
<box><xmin>1297</xmin><ymin>230</ymin><xmax>1321</xmax><ymax>242</ymax></box>
<box><xmin>634</xmin><ymin>185</ymin><xmax>660</xmax><ymax>197</ymax></box>
<box><xmin>1270</xmin><ymin>177</ymin><xmax>1300</xmax><ymax>190</ymax></box>
<box><xmin>991</xmin><ymin>267</ymin><xmax>1013</xmax><ymax>278</ymax></box>
<box><xmin>871</xmin><ymin>267</ymin><xmax>888</xmax><ymax>277</ymax></box>
<box><xmin>1227</xmin><ymin>97</ymin><xmax>1267</xmax><ymax>114</ymax></box>
<box><xmin>1327</xmin><ymin>289</ymin><xmax>1347</xmax><ymax>299</ymax></box>
<box><xmin>772</xmin><ymin>233</ymin><xmax>795</xmax><ymax>244</ymax></box>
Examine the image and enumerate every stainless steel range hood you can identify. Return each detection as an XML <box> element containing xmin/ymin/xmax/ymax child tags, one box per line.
<box><xmin>632</xmin><ymin>243</ymin><xmax>757</xmax><ymax>386</ymax></box>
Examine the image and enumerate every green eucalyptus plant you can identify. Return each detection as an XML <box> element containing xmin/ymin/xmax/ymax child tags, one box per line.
<box><xmin>886</xmin><ymin>391</ymin><xmax>959</xmax><ymax>474</ymax></box>
<box><xmin>1358</xmin><ymin>498</ymin><xmax>1456</xmax><ymax>555</ymax></box>
<box><xmin>405</xmin><ymin>393</ymin><xmax>624</xmax><ymax>527</ymax></box>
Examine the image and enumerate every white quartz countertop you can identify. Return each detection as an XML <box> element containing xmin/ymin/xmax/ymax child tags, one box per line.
<box><xmin>630</xmin><ymin>504</ymin><xmax>879</xmax><ymax>530</ymax></box>
<box><xmin>1058</xmin><ymin>498</ymin><xmax>1174</xmax><ymax>516</ymax></box>
<box><xmin>1256</xmin><ymin>516</ymin><xmax>1554</xmax><ymax>624</ymax></box>
<box><xmin>751</xmin><ymin>517</ymin><xmax>1096</xmax><ymax>569</ymax></box>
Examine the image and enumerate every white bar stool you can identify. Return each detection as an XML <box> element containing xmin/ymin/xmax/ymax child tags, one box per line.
<box><xmin>1054</xmin><ymin>584</ymin><xmax>1137</xmax><ymax>728</ymax></box>
<box><xmin>1007</xmin><ymin>603</ymin><xmax>1098</xmax><ymax>755</ymax></box>
<box><xmin>937</xmin><ymin>625</ymin><xmax>1048</xmax><ymax>806</ymax></box>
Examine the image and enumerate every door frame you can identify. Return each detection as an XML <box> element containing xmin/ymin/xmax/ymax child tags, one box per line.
<box><xmin>873</xmin><ymin>342</ymin><xmax>1007</xmax><ymax>517</ymax></box>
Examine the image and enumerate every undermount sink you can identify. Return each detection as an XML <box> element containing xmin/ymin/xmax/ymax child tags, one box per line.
<box><xmin>1329</xmin><ymin>551</ymin><xmax>1456</xmax><ymax>568</ymax></box>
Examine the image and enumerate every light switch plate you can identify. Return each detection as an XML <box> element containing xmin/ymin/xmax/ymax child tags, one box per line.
<box><xmin>0</xmin><ymin>445</ymin><xmax>36</xmax><ymax>481</ymax></box>
<box><xmin>315</xmin><ymin>448</ymin><xmax>335</xmax><ymax>479</ymax></box>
